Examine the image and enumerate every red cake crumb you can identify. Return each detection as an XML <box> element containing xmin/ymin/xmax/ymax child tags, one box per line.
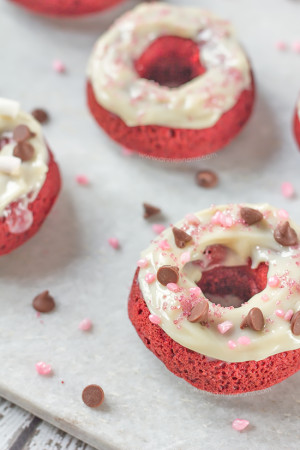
<box><xmin>128</xmin><ymin>268</ymin><xmax>300</xmax><ymax>394</ymax></box>
<box><xmin>0</xmin><ymin>149</ymin><xmax>61</xmax><ymax>255</ymax></box>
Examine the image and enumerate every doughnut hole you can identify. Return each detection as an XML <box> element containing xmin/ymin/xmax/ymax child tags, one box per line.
<box><xmin>135</xmin><ymin>36</ymin><xmax>206</xmax><ymax>88</ymax></box>
<box><xmin>198</xmin><ymin>262</ymin><xmax>268</xmax><ymax>308</ymax></box>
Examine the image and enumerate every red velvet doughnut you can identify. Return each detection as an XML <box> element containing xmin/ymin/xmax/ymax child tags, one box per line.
<box><xmin>294</xmin><ymin>108</ymin><xmax>300</xmax><ymax>149</ymax></box>
<box><xmin>128</xmin><ymin>269</ymin><xmax>300</xmax><ymax>395</ymax></box>
<box><xmin>0</xmin><ymin>149</ymin><xmax>61</xmax><ymax>255</ymax></box>
<box><xmin>10</xmin><ymin>0</ymin><xmax>124</xmax><ymax>16</ymax></box>
<box><xmin>87</xmin><ymin>75</ymin><xmax>255</xmax><ymax>160</ymax></box>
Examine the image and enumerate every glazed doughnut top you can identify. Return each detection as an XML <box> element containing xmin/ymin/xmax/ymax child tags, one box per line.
<box><xmin>0</xmin><ymin>98</ymin><xmax>49</xmax><ymax>218</ymax></box>
<box><xmin>87</xmin><ymin>2</ymin><xmax>251</xmax><ymax>129</ymax></box>
<box><xmin>138</xmin><ymin>204</ymin><xmax>300</xmax><ymax>363</ymax></box>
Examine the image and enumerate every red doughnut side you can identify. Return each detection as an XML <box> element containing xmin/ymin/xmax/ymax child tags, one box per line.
<box><xmin>10</xmin><ymin>0</ymin><xmax>123</xmax><ymax>16</ymax></box>
<box><xmin>293</xmin><ymin>109</ymin><xmax>300</xmax><ymax>148</ymax></box>
<box><xmin>87</xmin><ymin>77</ymin><xmax>255</xmax><ymax>160</ymax></box>
<box><xmin>128</xmin><ymin>269</ymin><xmax>300</xmax><ymax>395</ymax></box>
<box><xmin>0</xmin><ymin>149</ymin><xmax>61</xmax><ymax>255</ymax></box>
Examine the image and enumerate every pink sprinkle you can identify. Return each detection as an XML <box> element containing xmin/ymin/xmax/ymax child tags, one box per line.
<box><xmin>121</xmin><ymin>147</ymin><xmax>134</xmax><ymax>156</ymax></box>
<box><xmin>275</xmin><ymin>309</ymin><xmax>285</xmax><ymax>318</ymax></box>
<box><xmin>180</xmin><ymin>251</ymin><xmax>191</xmax><ymax>264</ymax></box>
<box><xmin>284</xmin><ymin>309</ymin><xmax>294</xmax><ymax>321</ymax></box>
<box><xmin>228</xmin><ymin>340</ymin><xmax>237</xmax><ymax>349</ymax></box>
<box><xmin>152</xmin><ymin>224</ymin><xmax>165</xmax><ymax>234</ymax></box>
<box><xmin>108</xmin><ymin>238</ymin><xmax>120</xmax><ymax>249</ymax></box>
<box><xmin>281</xmin><ymin>182</ymin><xmax>295</xmax><ymax>199</ymax></box>
<box><xmin>268</xmin><ymin>276</ymin><xmax>280</xmax><ymax>287</ymax></box>
<box><xmin>52</xmin><ymin>59</ymin><xmax>66</xmax><ymax>73</ymax></box>
<box><xmin>185</xmin><ymin>214</ymin><xmax>200</xmax><ymax>225</ymax></box>
<box><xmin>137</xmin><ymin>258</ymin><xmax>148</xmax><ymax>268</ymax></box>
<box><xmin>261</xmin><ymin>293</ymin><xmax>269</xmax><ymax>302</ymax></box>
<box><xmin>232</xmin><ymin>419</ymin><xmax>250</xmax><ymax>431</ymax></box>
<box><xmin>145</xmin><ymin>273</ymin><xmax>156</xmax><ymax>284</ymax></box>
<box><xmin>149</xmin><ymin>314</ymin><xmax>161</xmax><ymax>325</ymax></box>
<box><xmin>292</xmin><ymin>41</ymin><xmax>300</xmax><ymax>53</ymax></box>
<box><xmin>167</xmin><ymin>283</ymin><xmax>180</xmax><ymax>292</ymax></box>
<box><xmin>238</xmin><ymin>336</ymin><xmax>251</xmax><ymax>346</ymax></box>
<box><xmin>189</xmin><ymin>287</ymin><xmax>201</xmax><ymax>297</ymax></box>
<box><xmin>211</xmin><ymin>211</ymin><xmax>234</xmax><ymax>228</ymax></box>
<box><xmin>158</xmin><ymin>240</ymin><xmax>170</xmax><ymax>250</ymax></box>
<box><xmin>36</xmin><ymin>362</ymin><xmax>52</xmax><ymax>376</ymax></box>
<box><xmin>76</xmin><ymin>174</ymin><xmax>89</xmax><ymax>186</ymax></box>
<box><xmin>276</xmin><ymin>41</ymin><xmax>288</xmax><ymax>51</ymax></box>
<box><xmin>278</xmin><ymin>209</ymin><xmax>289</xmax><ymax>220</ymax></box>
<box><xmin>218</xmin><ymin>321</ymin><xmax>233</xmax><ymax>334</ymax></box>
<box><xmin>79</xmin><ymin>318</ymin><xmax>93</xmax><ymax>331</ymax></box>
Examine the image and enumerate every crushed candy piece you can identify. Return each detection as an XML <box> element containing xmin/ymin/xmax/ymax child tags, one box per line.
<box><xmin>53</xmin><ymin>59</ymin><xmax>66</xmax><ymax>73</ymax></box>
<box><xmin>76</xmin><ymin>174</ymin><xmax>89</xmax><ymax>186</ymax></box>
<box><xmin>218</xmin><ymin>321</ymin><xmax>233</xmax><ymax>334</ymax></box>
<box><xmin>281</xmin><ymin>182</ymin><xmax>295</xmax><ymax>199</ymax></box>
<box><xmin>232</xmin><ymin>419</ymin><xmax>249</xmax><ymax>431</ymax></box>
<box><xmin>149</xmin><ymin>314</ymin><xmax>161</xmax><ymax>325</ymax></box>
<box><xmin>79</xmin><ymin>318</ymin><xmax>93</xmax><ymax>331</ymax></box>
<box><xmin>108</xmin><ymin>237</ymin><xmax>120</xmax><ymax>249</ymax></box>
<box><xmin>36</xmin><ymin>361</ymin><xmax>52</xmax><ymax>376</ymax></box>
<box><xmin>152</xmin><ymin>224</ymin><xmax>165</xmax><ymax>234</ymax></box>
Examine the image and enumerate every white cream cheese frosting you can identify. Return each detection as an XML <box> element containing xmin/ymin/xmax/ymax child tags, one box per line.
<box><xmin>138</xmin><ymin>204</ymin><xmax>300</xmax><ymax>363</ymax></box>
<box><xmin>0</xmin><ymin>98</ymin><xmax>49</xmax><ymax>220</ymax></box>
<box><xmin>87</xmin><ymin>2</ymin><xmax>252</xmax><ymax>129</ymax></box>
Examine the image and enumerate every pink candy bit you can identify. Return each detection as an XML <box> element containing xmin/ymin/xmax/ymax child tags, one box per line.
<box><xmin>180</xmin><ymin>251</ymin><xmax>191</xmax><ymax>265</ymax></box>
<box><xmin>232</xmin><ymin>419</ymin><xmax>250</xmax><ymax>432</ymax></box>
<box><xmin>52</xmin><ymin>59</ymin><xmax>66</xmax><ymax>73</ymax></box>
<box><xmin>228</xmin><ymin>340</ymin><xmax>237</xmax><ymax>349</ymax></box>
<box><xmin>79</xmin><ymin>318</ymin><xmax>93</xmax><ymax>331</ymax></box>
<box><xmin>211</xmin><ymin>211</ymin><xmax>234</xmax><ymax>228</ymax></box>
<box><xmin>152</xmin><ymin>224</ymin><xmax>166</xmax><ymax>235</ymax></box>
<box><xmin>145</xmin><ymin>273</ymin><xmax>156</xmax><ymax>284</ymax></box>
<box><xmin>278</xmin><ymin>209</ymin><xmax>289</xmax><ymax>220</ymax></box>
<box><xmin>268</xmin><ymin>276</ymin><xmax>280</xmax><ymax>288</ymax></box>
<box><xmin>185</xmin><ymin>213</ymin><xmax>200</xmax><ymax>226</ymax></box>
<box><xmin>284</xmin><ymin>309</ymin><xmax>294</xmax><ymax>321</ymax></box>
<box><xmin>149</xmin><ymin>314</ymin><xmax>161</xmax><ymax>325</ymax></box>
<box><xmin>137</xmin><ymin>258</ymin><xmax>148</xmax><ymax>268</ymax></box>
<box><xmin>167</xmin><ymin>283</ymin><xmax>180</xmax><ymax>292</ymax></box>
<box><xmin>121</xmin><ymin>147</ymin><xmax>134</xmax><ymax>156</ymax></box>
<box><xmin>281</xmin><ymin>182</ymin><xmax>295</xmax><ymax>199</ymax></box>
<box><xmin>158</xmin><ymin>239</ymin><xmax>170</xmax><ymax>250</ymax></box>
<box><xmin>218</xmin><ymin>321</ymin><xmax>233</xmax><ymax>334</ymax></box>
<box><xmin>189</xmin><ymin>286</ymin><xmax>202</xmax><ymax>297</ymax></box>
<box><xmin>276</xmin><ymin>41</ymin><xmax>288</xmax><ymax>51</ymax></box>
<box><xmin>261</xmin><ymin>293</ymin><xmax>269</xmax><ymax>302</ymax></box>
<box><xmin>275</xmin><ymin>309</ymin><xmax>285</xmax><ymax>318</ymax></box>
<box><xmin>292</xmin><ymin>41</ymin><xmax>300</xmax><ymax>54</ymax></box>
<box><xmin>237</xmin><ymin>336</ymin><xmax>251</xmax><ymax>346</ymax></box>
<box><xmin>76</xmin><ymin>174</ymin><xmax>89</xmax><ymax>186</ymax></box>
<box><xmin>108</xmin><ymin>238</ymin><xmax>120</xmax><ymax>249</ymax></box>
<box><xmin>35</xmin><ymin>361</ymin><xmax>52</xmax><ymax>376</ymax></box>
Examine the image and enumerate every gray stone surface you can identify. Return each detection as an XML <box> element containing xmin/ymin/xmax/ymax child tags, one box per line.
<box><xmin>0</xmin><ymin>0</ymin><xmax>300</xmax><ymax>448</ymax></box>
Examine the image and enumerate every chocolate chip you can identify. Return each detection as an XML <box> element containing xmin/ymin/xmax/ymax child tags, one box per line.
<box><xmin>188</xmin><ymin>300</ymin><xmax>209</xmax><ymax>324</ymax></box>
<box><xmin>31</xmin><ymin>108</ymin><xmax>49</xmax><ymax>124</ymax></box>
<box><xmin>240</xmin><ymin>207</ymin><xmax>263</xmax><ymax>226</ymax></box>
<box><xmin>291</xmin><ymin>311</ymin><xmax>300</xmax><ymax>336</ymax></box>
<box><xmin>82</xmin><ymin>384</ymin><xmax>104</xmax><ymax>408</ymax></box>
<box><xmin>143</xmin><ymin>203</ymin><xmax>161</xmax><ymax>219</ymax></box>
<box><xmin>13</xmin><ymin>124</ymin><xmax>35</xmax><ymax>142</ymax></box>
<box><xmin>172</xmin><ymin>227</ymin><xmax>193</xmax><ymax>248</ymax></box>
<box><xmin>274</xmin><ymin>221</ymin><xmax>298</xmax><ymax>247</ymax></box>
<box><xmin>32</xmin><ymin>290</ymin><xmax>55</xmax><ymax>313</ymax></box>
<box><xmin>13</xmin><ymin>142</ymin><xmax>35</xmax><ymax>162</ymax></box>
<box><xmin>157</xmin><ymin>265</ymin><xmax>179</xmax><ymax>285</ymax></box>
<box><xmin>240</xmin><ymin>307</ymin><xmax>264</xmax><ymax>331</ymax></box>
<box><xmin>195</xmin><ymin>170</ymin><xmax>218</xmax><ymax>188</ymax></box>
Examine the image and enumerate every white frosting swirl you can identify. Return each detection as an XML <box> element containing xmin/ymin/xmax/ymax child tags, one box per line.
<box><xmin>0</xmin><ymin>99</ymin><xmax>49</xmax><ymax>218</ymax></box>
<box><xmin>87</xmin><ymin>2</ymin><xmax>251</xmax><ymax>129</ymax></box>
<box><xmin>138</xmin><ymin>204</ymin><xmax>300</xmax><ymax>363</ymax></box>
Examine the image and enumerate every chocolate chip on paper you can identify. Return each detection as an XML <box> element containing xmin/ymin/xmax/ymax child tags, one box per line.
<box><xmin>143</xmin><ymin>203</ymin><xmax>161</xmax><ymax>219</ymax></box>
<box><xmin>32</xmin><ymin>290</ymin><xmax>55</xmax><ymax>313</ymax></box>
<box><xmin>82</xmin><ymin>384</ymin><xmax>104</xmax><ymax>408</ymax></box>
